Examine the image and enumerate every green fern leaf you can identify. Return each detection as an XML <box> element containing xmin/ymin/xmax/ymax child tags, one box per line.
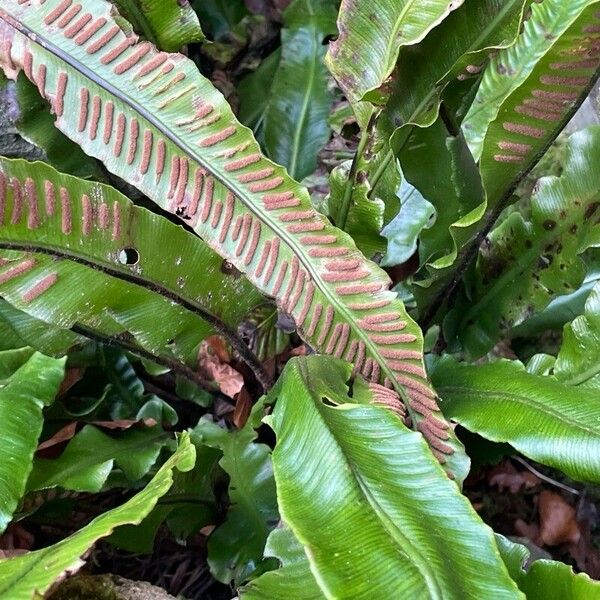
<box><xmin>0</xmin><ymin>0</ymin><xmax>468</xmax><ymax>479</ymax></box>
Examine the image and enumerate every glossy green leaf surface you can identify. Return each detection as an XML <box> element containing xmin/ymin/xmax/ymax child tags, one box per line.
<box><xmin>0</xmin><ymin>352</ymin><xmax>65</xmax><ymax>533</ymax></box>
<box><xmin>0</xmin><ymin>298</ymin><xmax>80</xmax><ymax>354</ymax></box>
<box><xmin>497</xmin><ymin>535</ymin><xmax>600</xmax><ymax>599</ymax></box>
<box><xmin>0</xmin><ymin>0</ymin><xmax>462</xmax><ymax>473</ymax></box>
<box><xmin>263</xmin><ymin>356</ymin><xmax>520</xmax><ymax>599</ymax></box>
<box><xmin>112</xmin><ymin>0</ymin><xmax>204</xmax><ymax>51</ymax></box>
<box><xmin>240</xmin><ymin>527</ymin><xmax>322</xmax><ymax>600</ymax></box>
<box><xmin>4</xmin><ymin>73</ymin><xmax>102</xmax><ymax>178</ymax></box>
<box><xmin>0</xmin><ymin>346</ymin><xmax>34</xmax><ymax>380</ymax></box>
<box><xmin>554</xmin><ymin>282</ymin><xmax>600</xmax><ymax>388</ymax></box>
<box><xmin>449</xmin><ymin>128</ymin><xmax>600</xmax><ymax>357</ymax></box>
<box><xmin>325</xmin><ymin>0</ymin><xmax>465</xmax><ymax>126</ymax></box>
<box><xmin>464</xmin><ymin>0</ymin><xmax>600</xmax><ymax>160</ymax></box>
<box><xmin>398</xmin><ymin>116</ymin><xmax>485</xmax><ymax>301</ymax></box>
<box><xmin>465</xmin><ymin>0</ymin><xmax>600</xmax><ymax>206</ymax></box>
<box><xmin>238</xmin><ymin>49</ymin><xmax>281</xmax><ymax>132</ymax></box>
<box><xmin>380</xmin><ymin>178</ymin><xmax>435</xmax><ymax>267</ymax></box>
<box><xmin>194</xmin><ymin>404</ymin><xmax>278</xmax><ymax>585</ymax></box>
<box><xmin>262</xmin><ymin>0</ymin><xmax>337</xmax><ymax>181</ymax></box>
<box><xmin>386</xmin><ymin>0</ymin><xmax>528</xmax><ymax>133</ymax></box>
<box><xmin>0</xmin><ymin>157</ymin><xmax>262</xmax><ymax>373</ymax></box>
<box><xmin>27</xmin><ymin>424</ymin><xmax>169</xmax><ymax>492</ymax></box>
<box><xmin>432</xmin><ymin>357</ymin><xmax>600</xmax><ymax>484</ymax></box>
<box><xmin>0</xmin><ymin>433</ymin><xmax>195</xmax><ymax>600</ymax></box>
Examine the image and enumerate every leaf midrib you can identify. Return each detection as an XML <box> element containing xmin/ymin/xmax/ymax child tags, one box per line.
<box><xmin>4</xmin><ymin>14</ymin><xmax>408</xmax><ymax>401</ymax></box>
<box><xmin>0</xmin><ymin>241</ymin><xmax>239</xmax><ymax>347</ymax></box>
<box><xmin>439</xmin><ymin>384</ymin><xmax>600</xmax><ymax>438</ymax></box>
<box><xmin>298</xmin><ymin>360</ymin><xmax>444</xmax><ymax>597</ymax></box>
<box><xmin>287</xmin><ymin>26</ymin><xmax>320</xmax><ymax>179</ymax></box>
<box><xmin>32</xmin><ymin>430</ymin><xmax>169</xmax><ymax>489</ymax></box>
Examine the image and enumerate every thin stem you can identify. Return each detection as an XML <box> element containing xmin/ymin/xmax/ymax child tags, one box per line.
<box><xmin>336</xmin><ymin>114</ymin><xmax>375</xmax><ymax>230</ymax></box>
<box><xmin>367</xmin><ymin>124</ymin><xmax>414</xmax><ymax>199</ymax></box>
<box><xmin>511</xmin><ymin>456</ymin><xmax>580</xmax><ymax>496</ymax></box>
<box><xmin>368</xmin><ymin>148</ymin><xmax>394</xmax><ymax>198</ymax></box>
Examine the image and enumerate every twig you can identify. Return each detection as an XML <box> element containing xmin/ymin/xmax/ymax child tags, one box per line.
<box><xmin>511</xmin><ymin>456</ymin><xmax>580</xmax><ymax>496</ymax></box>
<box><xmin>0</xmin><ymin>241</ymin><xmax>272</xmax><ymax>391</ymax></box>
<box><xmin>335</xmin><ymin>113</ymin><xmax>376</xmax><ymax>229</ymax></box>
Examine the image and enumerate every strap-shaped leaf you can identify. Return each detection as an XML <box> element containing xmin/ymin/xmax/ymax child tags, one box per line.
<box><xmin>325</xmin><ymin>0</ymin><xmax>465</xmax><ymax>126</ymax></box>
<box><xmin>111</xmin><ymin>0</ymin><xmax>204</xmax><ymax>51</ymax></box>
<box><xmin>27</xmin><ymin>424</ymin><xmax>168</xmax><ymax>492</ymax></box>
<box><xmin>496</xmin><ymin>534</ymin><xmax>600</xmax><ymax>599</ymax></box>
<box><xmin>0</xmin><ymin>0</ymin><xmax>466</xmax><ymax>477</ymax></box>
<box><xmin>261</xmin><ymin>0</ymin><xmax>337</xmax><ymax>181</ymax></box>
<box><xmin>258</xmin><ymin>356</ymin><xmax>521</xmax><ymax>599</ymax></box>
<box><xmin>468</xmin><ymin>0</ymin><xmax>600</xmax><ymax>205</ymax></box>
<box><xmin>432</xmin><ymin>356</ymin><xmax>600</xmax><ymax>484</ymax></box>
<box><xmin>0</xmin><ymin>157</ymin><xmax>264</xmax><ymax>379</ymax></box>
<box><xmin>0</xmin><ymin>352</ymin><xmax>65</xmax><ymax>533</ymax></box>
<box><xmin>0</xmin><ymin>433</ymin><xmax>195</xmax><ymax>600</ymax></box>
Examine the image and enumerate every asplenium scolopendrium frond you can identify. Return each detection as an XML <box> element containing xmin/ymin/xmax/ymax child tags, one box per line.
<box><xmin>0</xmin><ymin>0</ymin><xmax>469</xmax><ymax>480</ymax></box>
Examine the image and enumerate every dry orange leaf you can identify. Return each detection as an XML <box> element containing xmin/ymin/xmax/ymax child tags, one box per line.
<box><xmin>488</xmin><ymin>462</ymin><xmax>541</xmax><ymax>494</ymax></box>
<box><xmin>538</xmin><ymin>490</ymin><xmax>581</xmax><ymax>546</ymax></box>
<box><xmin>197</xmin><ymin>339</ymin><xmax>244</xmax><ymax>399</ymax></box>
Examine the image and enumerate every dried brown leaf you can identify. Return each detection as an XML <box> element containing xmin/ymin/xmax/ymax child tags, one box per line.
<box><xmin>488</xmin><ymin>462</ymin><xmax>541</xmax><ymax>494</ymax></box>
<box><xmin>197</xmin><ymin>339</ymin><xmax>244</xmax><ymax>399</ymax></box>
<box><xmin>538</xmin><ymin>490</ymin><xmax>581</xmax><ymax>546</ymax></box>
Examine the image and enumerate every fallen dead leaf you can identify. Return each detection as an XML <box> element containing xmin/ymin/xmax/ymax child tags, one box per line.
<box><xmin>233</xmin><ymin>387</ymin><xmax>252</xmax><ymax>429</ymax></box>
<box><xmin>514</xmin><ymin>518</ymin><xmax>540</xmax><ymax>545</ymax></box>
<box><xmin>199</xmin><ymin>525</ymin><xmax>216</xmax><ymax>537</ymax></box>
<box><xmin>197</xmin><ymin>339</ymin><xmax>244</xmax><ymax>399</ymax></box>
<box><xmin>568</xmin><ymin>496</ymin><xmax>600</xmax><ymax>578</ymax></box>
<box><xmin>58</xmin><ymin>367</ymin><xmax>85</xmax><ymax>396</ymax></box>
<box><xmin>538</xmin><ymin>490</ymin><xmax>581</xmax><ymax>546</ymax></box>
<box><xmin>488</xmin><ymin>461</ymin><xmax>541</xmax><ymax>494</ymax></box>
<box><xmin>37</xmin><ymin>422</ymin><xmax>78</xmax><ymax>452</ymax></box>
<box><xmin>289</xmin><ymin>344</ymin><xmax>307</xmax><ymax>356</ymax></box>
<box><xmin>0</xmin><ymin>523</ymin><xmax>34</xmax><ymax>556</ymax></box>
<box><xmin>206</xmin><ymin>335</ymin><xmax>230</xmax><ymax>363</ymax></box>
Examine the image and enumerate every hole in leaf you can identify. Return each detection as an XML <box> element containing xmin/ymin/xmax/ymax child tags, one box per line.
<box><xmin>322</xmin><ymin>396</ymin><xmax>337</xmax><ymax>407</ymax></box>
<box><xmin>322</xmin><ymin>34</ymin><xmax>337</xmax><ymax>45</ymax></box>
<box><xmin>118</xmin><ymin>247</ymin><xmax>140</xmax><ymax>266</ymax></box>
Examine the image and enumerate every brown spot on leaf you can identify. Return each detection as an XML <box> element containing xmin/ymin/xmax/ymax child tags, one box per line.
<box><xmin>585</xmin><ymin>202</ymin><xmax>600</xmax><ymax>219</ymax></box>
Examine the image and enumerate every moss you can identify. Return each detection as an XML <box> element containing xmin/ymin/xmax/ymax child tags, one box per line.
<box><xmin>48</xmin><ymin>574</ymin><xmax>177</xmax><ymax>600</ymax></box>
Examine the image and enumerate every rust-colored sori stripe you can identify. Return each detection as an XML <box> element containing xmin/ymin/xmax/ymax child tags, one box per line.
<box><xmin>491</xmin><ymin>9</ymin><xmax>600</xmax><ymax>167</ymax></box>
<box><xmin>0</xmin><ymin>0</ymin><xmax>462</xmax><ymax>473</ymax></box>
